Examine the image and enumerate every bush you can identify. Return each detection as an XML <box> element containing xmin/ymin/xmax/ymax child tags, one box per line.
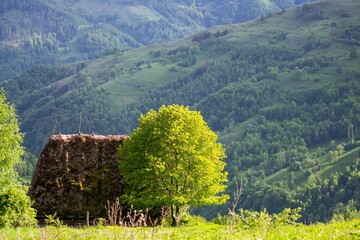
<box><xmin>272</xmin><ymin>208</ymin><xmax>301</xmax><ymax>227</ymax></box>
<box><xmin>44</xmin><ymin>212</ymin><xmax>63</xmax><ymax>227</ymax></box>
<box><xmin>212</xmin><ymin>208</ymin><xmax>301</xmax><ymax>229</ymax></box>
<box><xmin>331</xmin><ymin>201</ymin><xmax>360</xmax><ymax>222</ymax></box>
<box><xmin>0</xmin><ymin>186</ymin><xmax>37</xmax><ymax>228</ymax></box>
<box><xmin>237</xmin><ymin>209</ymin><xmax>272</xmax><ymax>230</ymax></box>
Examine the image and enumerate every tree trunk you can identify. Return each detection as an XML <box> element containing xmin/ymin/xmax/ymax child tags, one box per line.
<box><xmin>171</xmin><ymin>205</ymin><xmax>180</xmax><ymax>227</ymax></box>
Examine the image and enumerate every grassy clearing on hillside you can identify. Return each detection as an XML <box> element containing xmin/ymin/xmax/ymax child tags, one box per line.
<box><xmin>265</xmin><ymin>146</ymin><xmax>360</xmax><ymax>189</ymax></box>
<box><xmin>103</xmin><ymin>61</ymin><xmax>195</xmax><ymax>110</ymax></box>
<box><xmin>319</xmin><ymin>148</ymin><xmax>360</xmax><ymax>180</ymax></box>
<box><xmin>1</xmin><ymin>219</ymin><xmax>359</xmax><ymax>240</ymax></box>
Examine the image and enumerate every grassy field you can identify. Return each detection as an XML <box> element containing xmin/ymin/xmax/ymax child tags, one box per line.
<box><xmin>1</xmin><ymin>219</ymin><xmax>359</xmax><ymax>240</ymax></box>
<box><xmin>265</xmin><ymin>146</ymin><xmax>360</xmax><ymax>189</ymax></box>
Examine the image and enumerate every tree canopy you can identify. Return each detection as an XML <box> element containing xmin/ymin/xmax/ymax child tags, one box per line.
<box><xmin>0</xmin><ymin>89</ymin><xmax>36</xmax><ymax>228</ymax></box>
<box><xmin>118</xmin><ymin>104</ymin><xmax>228</xmax><ymax>226</ymax></box>
<box><xmin>0</xmin><ymin>89</ymin><xmax>23</xmax><ymax>184</ymax></box>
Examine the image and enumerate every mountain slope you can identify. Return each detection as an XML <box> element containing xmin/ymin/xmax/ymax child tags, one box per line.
<box><xmin>0</xmin><ymin>0</ymin><xmax>314</xmax><ymax>81</ymax></box>
<box><xmin>2</xmin><ymin>0</ymin><xmax>360</xmax><ymax>222</ymax></box>
<box><xmin>0</xmin><ymin>0</ymin><xmax>140</xmax><ymax>81</ymax></box>
<box><xmin>3</xmin><ymin>0</ymin><xmax>359</xmax><ymax>155</ymax></box>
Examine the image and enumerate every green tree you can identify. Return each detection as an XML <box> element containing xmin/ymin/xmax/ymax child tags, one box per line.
<box><xmin>0</xmin><ymin>89</ymin><xmax>37</xmax><ymax>228</ymax></box>
<box><xmin>0</xmin><ymin>89</ymin><xmax>23</xmax><ymax>184</ymax></box>
<box><xmin>118</xmin><ymin>104</ymin><xmax>229</xmax><ymax>226</ymax></box>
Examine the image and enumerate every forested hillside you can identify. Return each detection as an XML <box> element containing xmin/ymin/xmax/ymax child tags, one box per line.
<box><xmin>2</xmin><ymin>0</ymin><xmax>360</xmax><ymax>222</ymax></box>
<box><xmin>0</xmin><ymin>0</ymin><xmax>314</xmax><ymax>81</ymax></box>
<box><xmin>0</xmin><ymin>0</ymin><xmax>140</xmax><ymax>81</ymax></box>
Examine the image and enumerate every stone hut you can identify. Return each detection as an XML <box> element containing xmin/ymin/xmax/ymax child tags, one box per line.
<box><xmin>28</xmin><ymin>134</ymin><xmax>127</xmax><ymax>219</ymax></box>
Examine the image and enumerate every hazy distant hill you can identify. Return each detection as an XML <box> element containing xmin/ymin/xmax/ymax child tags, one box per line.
<box><xmin>0</xmin><ymin>0</ymin><xmax>315</xmax><ymax>81</ymax></box>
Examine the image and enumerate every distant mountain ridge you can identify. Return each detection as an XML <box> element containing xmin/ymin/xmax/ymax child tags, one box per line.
<box><xmin>0</xmin><ymin>0</ymin><xmax>314</xmax><ymax>81</ymax></box>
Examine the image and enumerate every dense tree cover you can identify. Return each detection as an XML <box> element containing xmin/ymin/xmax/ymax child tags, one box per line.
<box><xmin>2</xmin><ymin>0</ymin><xmax>359</xmax><ymax>223</ymax></box>
<box><xmin>0</xmin><ymin>64</ymin><xmax>114</xmax><ymax>154</ymax></box>
<box><xmin>4</xmin><ymin>41</ymin><xmax>360</xmax><ymax>223</ymax></box>
<box><xmin>2</xmin><ymin>65</ymin><xmax>71</xmax><ymax>104</ymax></box>
<box><xmin>15</xmin><ymin>151</ymin><xmax>37</xmax><ymax>178</ymax></box>
<box><xmin>0</xmin><ymin>0</ymin><xmax>314</xmax><ymax>81</ymax></box>
<box><xmin>0</xmin><ymin>0</ymin><xmax>78</xmax><ymax>81</ymax></box>
<box><xmin>299</xmin><ymin>159</ymin><xmax>360</xmax><ymax>223</ymax></box>
<box><xmin>0</xmin><ymin>90</ymin><xmax>36</xmax><ymax>228</ymax></box>
<box><xmin>74</xmin><ymin>24</ymin><xmax>139</xmax><ymax>54</ymax></box>
<box><xmin>113</xmin><ymin>46</ymin><xmax>360</xmax><ymax>221</ymax></box>
<box><xmin>0</xmin><ymin>0</ymin><xmax>139</xmax><ymax>81</ymax></box>
<box><xmin>3</xmin><ymin>41</ymin><xmax>360</xmax><ymax>223</ymax></box>
<box><xmin>118</xmin><ymin>105</ymin><xmax>228</xmax><ymax>226</ymax></box>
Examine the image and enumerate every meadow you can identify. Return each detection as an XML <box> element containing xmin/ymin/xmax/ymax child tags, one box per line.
<box><xmin>1</xmin><ymin>219</ymin><xmax>359</xmax><ymax>240</ymax></box>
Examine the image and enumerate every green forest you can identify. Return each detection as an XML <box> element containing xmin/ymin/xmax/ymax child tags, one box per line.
<box><xmin>1</xmin><ymin>0</ymin><xmax>360</xmax><ymax>238</ymax></box>
<box><xmin>0</xmin><ymin>0</ymin><xmax>315</xmax><ymax>81</ymax></box>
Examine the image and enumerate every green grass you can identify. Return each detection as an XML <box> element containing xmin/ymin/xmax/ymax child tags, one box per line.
<box><xmin>319</xmin><ymin>147</ymin><xmax>360</xmax><ymax>180</ymax></box>
<box><xmin>66</xmin><ymin>0</ymin><xmax>162</xmax><ymax>23</ymax></box>
<box><xmin>101</xmin><ymin>59</ymin><xmax>195</xmax><ymax>110</ymax></box>
<box><xmin>1</xmin><ymin>219</ymin><xmax>359</xmax><ymax>240</ymax></box>
<box><xmin>219</xmin><ymin>117</ymin><xmax>258</xmax><ymax>144</ymax></box>
<box><xmin>265</xmin><ymin>168</ymin><xmax>289</xmax><ymax>185</ymax></box>
<box><xmin>266</xmin><ymin>146</ymin><xmax>360</xmax><ymax>189</ymax></box>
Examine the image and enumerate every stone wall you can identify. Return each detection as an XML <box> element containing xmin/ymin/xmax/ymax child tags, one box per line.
<box><xmin>28</xmin><ymin>134</ymin><xmax>127</xmax><ymax>219</ymax></box>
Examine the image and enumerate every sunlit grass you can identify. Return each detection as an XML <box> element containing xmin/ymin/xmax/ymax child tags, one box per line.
<box><xmin>1</xmin><ymin>219</ymin><xmax>359</xmax><ymax>240</ymax></box>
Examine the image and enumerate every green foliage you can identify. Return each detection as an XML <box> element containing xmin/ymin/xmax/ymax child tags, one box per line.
<box><xmin>236</xmin><ymin>208</ymin><xmax>273</xmax><ymax>230</ymax></box>
<box><xmin>44</xmin><ymin>212</ymin><xmax>64</xmax><ymax>227</ymax></box>
<box><xmin>213</xmin><ymin>208</ymin><xmax>301</xmax><ymax>230</ymax></box>
<box><xmin>15</xmin><ymin>151</ymin><xmax>37</xmax><ymax>178</ymax></box>
<box><xmin>2</xmin><ymin>0</ymin><xmax>360</xmax><ymax>224</ymax></box>
<box><xmin>5</xmin><ymin>0</ymin><xmax>360</xmax><ymax>158</ymax></box>
<box><xmin>0</xmin><ymin>0</ymin><xmax>79</xmax><ymax>81</ymax></box>
<box><xmin>74</xmin><ymin>24</ymin><xmax>139</xmax><ymax>54</ymax></box>
<box><xmin>0</xmin><ymin>89</ymin><xmax>23</xmax><ymax>184</ymax></box>
<box><xmin>272</xmin><ymin>208</ymin><xmax>302</xmax><ymax>227</ymax></box>
<box><xmin>331</xmin><ymin>201</ymin><xmax>360</xmax><ymax>222</ymax></box>
<box><xmin>0</xmin><ymin>186</ymin><xmax>37</xmax><ymax>228</ymax></box>
<box><xmin>119</xmin><ymin>104</ymin><xmax>229</xmax><ymax>226</ymax></box>
<box><xmin>0</xmin><ymin>0</ymin><xmax>310</xmax><ymax>81</ymax></box>
<box><xmin>0</xmin><ymin>90</ymin><xmax>37</xmax><ymax>228</ymax></box>
<box><xmin>299</xmin><ymin>159</ymin><xmax>360</xmax><ymax>223</ymax></box>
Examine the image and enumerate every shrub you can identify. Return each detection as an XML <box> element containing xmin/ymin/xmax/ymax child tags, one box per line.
<box><xmin>272</xmin><ymin>208</ymin><xmax>302</xmax><ymax>227</ymax></box>
<box><xmin>237</xmin><ymin>209</ymin><xmax>272</xmax><ymax>230</ymax></box>
<box><xmin>212</xmin><ymin>208</ymin><xmax>301</xmax><ymax>229</ymax></box>
<box><xmin>0</xmin><ymin>186</ymin><xmax>37</xmax><ymax>228</ymax></box>
<box><xmin>44</xmin><ymin>212</ymin><xmax>64</xmax><ymax>227</ymax></box>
